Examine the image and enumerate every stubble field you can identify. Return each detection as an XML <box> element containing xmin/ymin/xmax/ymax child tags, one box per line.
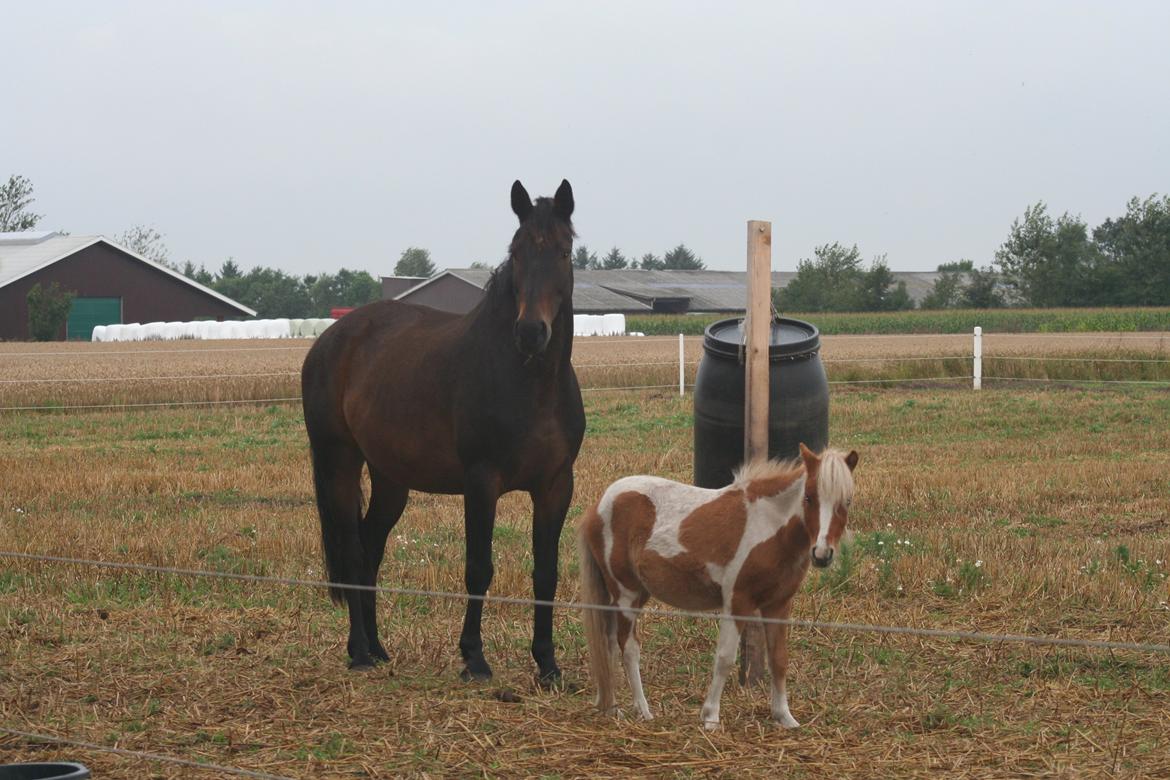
<box><xmin>2</xmin><ymin>334</ymin><xmax>1169</xmax><ymax>778</ymax></box>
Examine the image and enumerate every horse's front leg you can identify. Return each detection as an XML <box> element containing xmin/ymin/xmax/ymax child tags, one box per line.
<box><xmin>700</xmin><ymin>614</ymin><xmax>744</xmax><ymax>730</ymax></box>
<box><xmin>763</xmin><ymin>598</ymin><xmax>799</xmax><ymax>728</ymax></box>
<box><xmin>530</xmin><ymin>465</ymin><xmax>574</xmax><ymax>686</ymax></box>
<box><xmin>459</xmin><ymin>470</ymin><xmax>501</xmax><ymax>682</ymax></box>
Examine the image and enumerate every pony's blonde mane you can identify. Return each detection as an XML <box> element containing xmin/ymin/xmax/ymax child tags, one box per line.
<box><xmin>816</xmin><ymin>449</ymin><xmax>855</xmax><ymax>506</ymax></box>
<box><xmin>731</xmin><ymin>457</ymin><xmax>802</xmax><ymax>489</ymax></box>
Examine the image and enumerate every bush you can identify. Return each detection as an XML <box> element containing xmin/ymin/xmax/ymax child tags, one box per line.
<box><xmin>27</xmin><ymin>282</ymin><xmax>75</xmax><ymax>341</ymax></box>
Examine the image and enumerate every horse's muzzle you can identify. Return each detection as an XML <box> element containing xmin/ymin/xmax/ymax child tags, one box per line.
<box><xmin>514</xmin><ymin>320</ymin><xmax>550</xmax><ymax>357</ymax></box>
<box><xmin>811</xmin><ymin>549</ymin><xmax>834</xmax><ymax>568</ymax></box>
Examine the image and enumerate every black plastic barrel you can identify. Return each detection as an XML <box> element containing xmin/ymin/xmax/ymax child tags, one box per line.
<box><xmin>0</xmin><ymin>764</ymin><xmax>90</xmax><ymax>780</ymax></box>
<box><xmin>693</xmin><ymin>316</ymin><xmax>829</xmax><ymax>488</ymax></box>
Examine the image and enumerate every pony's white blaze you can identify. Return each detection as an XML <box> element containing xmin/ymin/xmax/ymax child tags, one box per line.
<box><xmin>814</xmin><ymin>451</ymin><xmax>856</xmax><ymax>560</ymax></box>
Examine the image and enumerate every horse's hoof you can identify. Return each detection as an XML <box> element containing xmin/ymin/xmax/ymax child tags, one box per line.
<box><xmin>702</xmin><ymin>720</ymin><xmax>720</xmax><ymax>731</ymax></box>
<box><xmin>773</xmin><ymin>714</ymin><xmax>801</xmax><ymax>729</ymax></box>
<box><xmin>459</xmin><ymin>667</ymin><xmax>493</xmax><ymax>683</ymax></box>
<box><xmin>536</xmin><ymin>669</ymin><xmax>572</xmax><ymax>691</ymax></box>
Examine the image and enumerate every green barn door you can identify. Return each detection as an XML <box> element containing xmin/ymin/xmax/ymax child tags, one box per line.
<box><xmin>67</xmin><ymin>297</ymin><xmax>122</xmax><ymax>341</ymax></box>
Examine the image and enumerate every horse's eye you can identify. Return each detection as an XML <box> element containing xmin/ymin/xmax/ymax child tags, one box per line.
<box><xmin>563</xmin><ymin>251</ymin><xmax>571</xmax><ymax>260</ymax></box>
<box><xmin>804</xmin><ymin>495</ymin><xmax>813</xmax><ymax>504</ymax></box>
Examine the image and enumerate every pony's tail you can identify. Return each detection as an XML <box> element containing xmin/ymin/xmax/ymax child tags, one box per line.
<box><xmin>579</xmin><ymin>508</ymin><xmax>617</xmax><ymax>712</ymax></box>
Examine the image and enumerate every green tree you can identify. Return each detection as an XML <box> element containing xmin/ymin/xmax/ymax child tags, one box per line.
<box><xmin>116</xmin><ymin>225</ymin><xmax>175</xmax><ymax>269</ymax></box>
<box><xmin>0</xmin><ymin>174</ymin><xmax>41</xmax><ymax>232</ymax></box>
<box><xmin>181</xmin><ymin>260</ymin><xmax>216</xmax><ymax>287</ymax></box>
<box><xmin>859</xmin><ymin>256</ymin><xmax>913</xmax><ymax>311</ymax></box>
<box><xmin>230</xmin><ymin>267</ymin><xmax>312</xmax><ymax>318</ymax></box>
<box><xmin>662</xmin><ymin>244</ymin><xmax>705</xmax><ymax>270</ymax></box>
<box><xmin>572</xmin><ymin>245</ymin><xmax>599</xmax><ymax>270</ymax></box>
<box><xmin>394</xmin><ymin>247</ymin><xmax>437</xmax><ymax>277</ymax></box>
<box><xmin>921</xmin><ymin>260</ymin><xmax>974</xmax><ymax>309</ymax></box>
<box><xmin>960</xmin><ymin>266</ymin><xmax>1005</xmax><ymax>308</ymax></box>
<box><xmin>308</xmin><ymin>268</ymin><xmax>382</xmax><ymax>316</ymax></box>
<box><xmin>601</xmin><ymin>247</ymin><xmax>628</xmax><ymax>269</ymax></box>
<box><xmin>1092</xmin><ymin>194</ymin><xmax>1170</xmax><ymax>306</ymax></box>
<box><xmin>218</xmin><ymin>259</ymin><xmax>242</xmax><ymax>279</ymax></box>
<box><xmin>994</xmin><ymin>203</ymin><xmax>1099</xmax><ymax>306</ymax></box>
<box><xmin>26</xmin><ymin>282</ymin><xmax>75</xmax><ymax>341</ymax></box>
<box><xmin>637</xmin><ymin>252</ymin><xmax>664</xmax><ymax>270</ymax></box>
<box><xmin>778</xmin><ymin>242</ymin><xmax>866</xmax><ymax>311</ymax></box>
<box><xmin>469</xmin><ymin>260</ymin><xmax>495</xmax><ymax>270</ymax></box>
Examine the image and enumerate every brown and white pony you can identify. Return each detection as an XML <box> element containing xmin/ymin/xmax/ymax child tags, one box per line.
<box><xmin>578</xmin><ymin>444</ymin><xmax>858</xmax><ymax>729</ymax></box>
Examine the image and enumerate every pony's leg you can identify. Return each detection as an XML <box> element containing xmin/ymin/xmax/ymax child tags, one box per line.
<box><xmin>358</xmin><ymin>471</ymin><xmax>408</xmax><ymax>664</ymax></box>
<box><xmin>530</xmin><ymin>466</ymin><xmax>574</xmax><ymax>685</ymax></box>
<box><xmin>617</xmin><ymin>610</ymin><xmax>652</xmax><ymax>720</ymax></box>
<box><xmin>699</xmin><ymin>615</ymin><xmax>742</xmax><ymax>730</ymax></box>
<box><xmin>763</xmin><ymin>599</ymin><xmax>799</xmax><ymax>728</ymax></box>
<box><xmin>458</xmin><ymin>469</ymin><xmax>501</xmax><ymax>682</ymax></box>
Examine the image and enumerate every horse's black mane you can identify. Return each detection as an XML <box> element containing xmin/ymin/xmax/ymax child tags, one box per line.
<box><xmin>482</xmin><ymin>197</ymin><xmax>575</xmax><ymax>307</ymax></box>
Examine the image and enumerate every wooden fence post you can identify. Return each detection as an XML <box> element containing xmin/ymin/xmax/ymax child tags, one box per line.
<box><xmin>739</xmin><ymin>220</ymin><xmax>771</xmax><ymax>686</ymax></box>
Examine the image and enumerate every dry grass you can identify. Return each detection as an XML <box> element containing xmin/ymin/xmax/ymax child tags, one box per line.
<box><xmin>1</xmin><ymin>340</ymin><xmax>1169</xmax><ymax>778</ymax></box>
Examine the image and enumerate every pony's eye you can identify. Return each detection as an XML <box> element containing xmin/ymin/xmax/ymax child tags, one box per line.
<box><xmin>804</xmin><ymin>495</ymin><xmax>813</xmax><ymax>504</ymax></box>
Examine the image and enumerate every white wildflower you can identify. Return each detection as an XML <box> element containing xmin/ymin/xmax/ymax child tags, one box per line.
<box><xmin>975</xmin><ymin>560</ymin><xmax>983</xmax><ymax>568</ymax></box>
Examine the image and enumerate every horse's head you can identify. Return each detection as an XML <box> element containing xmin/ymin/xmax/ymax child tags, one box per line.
<box><xmin>508</xmin><ymin>179</ymin><xmax>575</xmax><ymax>357</ymax></box>
<box><xmin>799</xmin><ymin>443</ymin><xmax>859</xmax><ymax>568</ymax></box>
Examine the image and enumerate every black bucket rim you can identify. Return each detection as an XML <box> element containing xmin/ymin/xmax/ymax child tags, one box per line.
<box><xmin>702</xmin><ymin>316</ymin><xmax>820</xmax><ymax>361</ymax></box>
<box><xmin>0</xmin><ymin>763</ymin><xmax>91</xmax><ymax>780</ymax></box>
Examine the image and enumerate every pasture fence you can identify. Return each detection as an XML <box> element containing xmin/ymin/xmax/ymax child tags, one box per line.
<box><xmin>3</xmin><ymin>550</ymin><xmax>1167</xmax><ymax>656</ymax></box>
<box><xmin>2</xmin><ymin>328</ymin><xmax>1169</xmax><ymax>413</ymax></box>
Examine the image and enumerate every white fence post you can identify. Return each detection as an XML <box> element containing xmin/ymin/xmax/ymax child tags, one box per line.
<box><xmin>679</xmin><ymin>333</ymin><xmax>685</xmax><ymax>396</ymax></box>
<box><xmin>973</xmin><ymin>326</ymin><xmax>982</xmax><ymax>390</ymax></box>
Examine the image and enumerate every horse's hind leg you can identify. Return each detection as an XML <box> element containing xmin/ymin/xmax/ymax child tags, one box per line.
<box><xmin>359</xmin><ymin>470</ymin><xmax>408</xmax><ymax>663</ymax></box>
<box><xmin>309</xmin><ymin>442</ymin><xmax>372</xmax><ymax>669</ymax></box>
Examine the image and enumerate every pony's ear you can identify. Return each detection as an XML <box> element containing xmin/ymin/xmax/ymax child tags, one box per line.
<box><xmin>800</xmin><ymin>442</ymin><xmax>819</xmax><ymax>467</ymax></box>
<box><xmin>511</xmin><ymin>180</ymin><xmax>533</xmax><ymax>223</ymax></box>
<box><xmin>845</xmin><ymin>450</ymin><xmax>859</xmax><ymax>471</ymax></box>
<box><xmin>553</xmin><ymin>179</ymin><xmax>574</xmax><ymax>221</ymax></box>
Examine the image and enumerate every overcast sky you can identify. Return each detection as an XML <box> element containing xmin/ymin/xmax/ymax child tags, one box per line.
<box><xmin>4</xmin><ymin>2</ymin><xmax>1168</xmax><ymax>275</ymax></box>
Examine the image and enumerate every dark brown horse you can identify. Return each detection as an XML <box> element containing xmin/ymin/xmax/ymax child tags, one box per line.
<box><xmin>301</xmin><ymin>180</ymin><xmax>585</xmax><ymax>684</ymax></box>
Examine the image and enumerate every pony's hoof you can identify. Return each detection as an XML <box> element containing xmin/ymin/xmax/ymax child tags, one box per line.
<box><xmin>773</xmin><ymin>714</ymin><xmax>800</xmax><ymax>729</ymax></box>
<box><xmin>370</xmin><ymin>644</ymin><xmax>391</xmax><ymax>663</ymax></box>
<box><xmin>702</xmin><ymin>720</ymin><xmax>720</xmax><ymax>731</ymax></box>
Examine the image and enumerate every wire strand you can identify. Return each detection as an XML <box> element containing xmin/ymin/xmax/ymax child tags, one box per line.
<box><xmin>2</xmin><ymin>551</ymin><xmax>1166</xmax><ymax>655</ymax></box>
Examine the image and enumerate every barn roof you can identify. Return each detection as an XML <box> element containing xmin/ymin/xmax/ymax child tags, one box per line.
<box><xmin>397</xmin><ymin>267</ymin><xmax>948</xmax><ymax>313</ymax></box>
<box><xmin>0</xmin><ymin>231</ymin><xmax>256</xmax><ymax>316</ymax></box>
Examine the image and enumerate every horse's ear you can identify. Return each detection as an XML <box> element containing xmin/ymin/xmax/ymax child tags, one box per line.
<box><xmin>554</xmin><ymin>179</ymin><xmax>574</xmax><ymax>221</ymax></box>
<box><xmin>799</xmin><ymin>442</ymin><xmax>818</xmax><ymax>466</ymax></box>
<box><xmin>845</xmin><ymin>450</ymin><xmax>859</xmax><ymax>471</ymax></box>
<box><xmin>511</xmin><ymin>180</ymin><xmax>533</xmax><ymax>223</ymax></box>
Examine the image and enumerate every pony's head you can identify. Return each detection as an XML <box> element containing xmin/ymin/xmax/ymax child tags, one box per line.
<box><xmin>799</xmin><ymin>443</ymin><xmax>859</xmax><ymax>568</ymax></box>
<box><xmin>507</xmin><ymin>179</ymin><xmax>575</xmax><ymax>357</ymax></box>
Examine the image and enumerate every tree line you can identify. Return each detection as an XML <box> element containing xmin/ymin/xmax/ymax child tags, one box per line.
<box><xmin>5</xmin><ymin>174</ymin><xmax>1167</xmax><ymax>316</ymax></box>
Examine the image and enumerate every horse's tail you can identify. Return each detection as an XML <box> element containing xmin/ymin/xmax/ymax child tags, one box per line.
<box><xmin>309</xmin><ymin>446</ymin><xmax>361</xmax><ymax>606</ymax></box>
<box><xmin>579</xmin><ymin>507</ymin><xmax>617</xmax><ymax>712</ymax></box>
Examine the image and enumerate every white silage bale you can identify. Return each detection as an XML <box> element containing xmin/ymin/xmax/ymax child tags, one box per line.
<box><xmin>264</xmin><ymin>318</ymin><xmax>291</xmax><ymax>339</ymax></box>
<box><xmin>242</xmin><ymin>320</ymin><xmax>264</xmax><ymax>339</ymax></box>
<box><xmin>163</xmin><ymin>322</ymin><xmax>184</xmax><ymax>340</ymax></box>
<box><xmin>142</xmin><ymin>322</ymin><xmax>166</xmax><ymax>341</ymax></box>
<box><xmin>602</xmin><ymin>313</ymin><xmax>625</xmax><ymax>336</ymax></box>
<box><xmin>91</xmin><ymin>325</ymin><xmax>107</xmax><ymax>342</ymax></box>
<box><xmin>105</xmin><ymin>324</ymin><xmax>125</xmax><ymax>341</ymax></box>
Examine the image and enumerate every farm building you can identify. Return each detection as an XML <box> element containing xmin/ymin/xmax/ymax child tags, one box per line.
<box><xmin>0</xmin><ymin>231</ymin><xmax>255</xmax><ymax>341</ymax></box>
<box><xmin>385</xmin><ymin>268</ymin><xmax>947</xmax><ymax>315</ymax></box>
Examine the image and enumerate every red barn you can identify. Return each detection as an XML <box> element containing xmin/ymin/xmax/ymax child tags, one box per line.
<box><xmin>0</xmin><ymin>231</ymin><xmax>255</xmax><ymax>341</ymax></box>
